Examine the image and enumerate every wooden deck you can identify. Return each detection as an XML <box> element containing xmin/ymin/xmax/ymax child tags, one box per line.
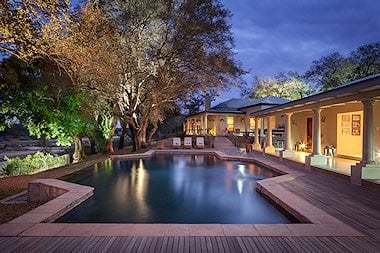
<box><xmin>0</xmin><ymin>235</ymin><xmax>379</xmax><ymax>252</ymax></box>
<box><xmin>1</xmin><ymin>138</ymin><xmax>379</xmax><ymax>252</ymax></box>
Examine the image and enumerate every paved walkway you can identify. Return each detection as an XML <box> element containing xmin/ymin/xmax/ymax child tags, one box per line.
<box><xmin>214</xmin><ymin>136</ymin><xmax>245</xmax><ymax>156</ymax></box>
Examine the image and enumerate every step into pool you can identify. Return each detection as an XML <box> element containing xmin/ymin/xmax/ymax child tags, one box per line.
<box><xmin>57</xmin><ymin>154</ymin><xmax>292</xmax><ymax>224</ymax></box>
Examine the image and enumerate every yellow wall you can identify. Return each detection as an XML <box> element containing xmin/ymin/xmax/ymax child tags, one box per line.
<box><xmin>289</xmin><ymin>102</ymin><xmax>369</xmax><ymax>159</ymax></box>
<box><xmin>291</xmin><ymin>111</ymin><xmax>312</xmax><ymax>145</ymax></box>
<box><xmin>321</xmin><ymin>102</ymin><xmax>362</xmax><ymax>149</ymax></box>
<box><xmin>336</xmin><ymin>111</ymin><xmax>363</xmax><ymax>158</ymax></box>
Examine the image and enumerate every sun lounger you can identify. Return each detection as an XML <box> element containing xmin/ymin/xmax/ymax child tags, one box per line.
<box><xmin>172</xmin><ymin>137</ymin><xmax>181</xmax><ymax>148</ymax></box>
<box><xmin>196</xmin><ymin>137</ymin><xmax>205</xmax><ymax>149</ymax></box>
<box><xmin>184</xmin><ymin>137</ymin><xmax>192</xmax><ymax>149</ymax></box>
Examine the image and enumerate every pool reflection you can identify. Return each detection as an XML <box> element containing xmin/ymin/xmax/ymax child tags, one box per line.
<box><xmin>57</xmin><ymin>155</ymin><xmax>290</xmax><ymax>224</ymax></box>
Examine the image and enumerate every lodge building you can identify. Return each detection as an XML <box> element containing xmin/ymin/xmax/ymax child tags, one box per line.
<box><xmin>184</xmin><ymin>74</ymin><xmax>380</xmax><ymax>185</ymax></box>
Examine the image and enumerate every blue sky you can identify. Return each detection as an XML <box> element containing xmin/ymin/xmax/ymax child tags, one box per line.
<box><xmin>214</xmin><ymin>0</ymin><xmax>380</xmax><ymax>105</ymax></box>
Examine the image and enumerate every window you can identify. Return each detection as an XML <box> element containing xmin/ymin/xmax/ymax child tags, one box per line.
<box><xmin>250</xmin><ymin>118</ymin><xmax>255</xmax><ymax>131</ymax></box>
<box><xmin>227</xmin><ymin>117</ymin><xmax>234</xmax><ymax>131</ymax></box>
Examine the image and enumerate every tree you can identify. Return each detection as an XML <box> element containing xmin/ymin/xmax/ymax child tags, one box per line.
<box><xmin>350</xmin><ymin>42</ymin><xmax>380</xmax><ymax>78</ymax></box>
<box><xmin>304</xmin><ymin>42</ymin><xmax>380</xmax><ymax>91</ymax></box>
<box><xmin>0</xmin><ymin>0</ymin><xmax>71</xmax><ymax>64</ymax></box>
<box><xmin>77</xmin><ymin>0</ymin><xmax>244</xmax><ymax>151</ymax></box>
<box><xmin>181</xmin><ymin>90</ymin><xmax>218</xmax><ymax>115</ymax></box>
<box><xmin>246</xmin><ymin>72</ymin><xmax>313</xmax><ymax>100</ymax></box>
<box><xmin>304</xmin><ymin>52</ymin><xmax>356</xmax><ymax>91</ymax></box>
<box><xmin>0</xmin><ymin>58</ymin><xmax>94</xmax><ymax>162</ymax></box>
<box><xmin>1</xmin><ymin>0</ymin><xmax>244</xmax><ymax>153</ymax></box>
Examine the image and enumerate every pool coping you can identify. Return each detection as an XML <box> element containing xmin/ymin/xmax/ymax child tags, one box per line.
<box><xmin>0</xmin><ymin>149</ymin><xmax>364</xmax><ymax>237</ymax></box>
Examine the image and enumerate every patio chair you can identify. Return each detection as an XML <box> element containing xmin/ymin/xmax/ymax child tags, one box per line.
<box><xmin>196</xmin><ymin>137</ymin><xmax>205</xmax><ymax>149</ymax></box>
<box><xmin>172</xmin><ymin>137</ymin><xmax>181</xmax><ymax>149</ymax></box>
<box><xmin>184</xmin><ymin>137</ymin><xmax>192</xmax><ymax>149</ymax></box>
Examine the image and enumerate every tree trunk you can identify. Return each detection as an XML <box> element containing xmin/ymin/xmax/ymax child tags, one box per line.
<box><xmin>89</xmin><ymin>137</ymin><xmax>96</xmax><ymax>154</ymax></box>
<box><xmin>118</xmin><ymin>118</ymin><xmax>127</xmax><ymax>150</ymax></box>
<box><xmin>130</xmin><ymin>125</ymin><xmax>147</xmax><ymax>151</ymax></box>
<box><xmin>105</xmin><ymin>117</ymin><xmax>119</xmax><ymax>154</ymax></box>
<box><xmin>73</xmin><ymin>136</ymin><xmax>84</xmax><ymax>163</ymax></box>
<box><xmin>147</xmin><ymin>124</ymin><xmax>158</xmax><ymax>146</ymax></box>
<box><xmin>106</xmin><ymin>140</ymin><xmax>114</xmax><ymax>154</ymax></box>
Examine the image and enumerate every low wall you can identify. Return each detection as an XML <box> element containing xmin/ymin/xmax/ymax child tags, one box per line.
<box><xmin>28</xmin><ymin>181</ymin><xmax>68</xmax><ymax>203</ymax></box>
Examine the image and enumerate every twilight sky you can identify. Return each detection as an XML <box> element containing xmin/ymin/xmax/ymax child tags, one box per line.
<box><xmin>215</xmin><ymin>0</ymin><xmax>380</xmax><ymax>105</ymax></box>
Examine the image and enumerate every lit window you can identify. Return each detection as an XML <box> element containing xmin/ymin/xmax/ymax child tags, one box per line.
<box><xmin>227</xmin><ymin>117</ymin><xmax>234</xmax><ymax>131</ymax></box>
<box><xmin>250</xmin><ymin>118</ymin><xmax>255</xmax><ymax>130</ymax></box>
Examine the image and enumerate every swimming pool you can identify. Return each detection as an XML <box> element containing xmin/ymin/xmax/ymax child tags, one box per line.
<box><xmin>57</xmin><ymin>154</ymin><xmax>292</xmax><ymax>224</ymax></box>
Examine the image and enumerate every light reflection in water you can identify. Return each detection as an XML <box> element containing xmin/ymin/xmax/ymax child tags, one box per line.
<box><xmin>58</xmin><ymin>155</ymin><xmax>290</xmax><ymax>224</ymax></box>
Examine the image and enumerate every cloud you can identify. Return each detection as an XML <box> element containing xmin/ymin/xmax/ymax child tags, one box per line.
<box><xmin>214</xmin><ymin>0</ymin><xmax>380</xmax><ymax>102</ymax></box>
<box><xmin>222</xmin><ymin>0</ymin><xmax>380</xmax><ymax>73</ymax></box>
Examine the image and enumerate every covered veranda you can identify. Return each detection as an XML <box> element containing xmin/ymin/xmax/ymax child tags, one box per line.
<box><xmin>184</xmin><ymin>112</ymin><xmax>258</xmax><ymax>136</ymax></box>
<box><xmin>249</xmin><ymin>74</ymin><xmax>380</xmax><ymax>185</ymax></box>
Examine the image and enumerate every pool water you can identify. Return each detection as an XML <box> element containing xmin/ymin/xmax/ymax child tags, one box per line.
<box><xmin>57</xmin><ymin>155</ymin><xmax>291</xmax><ymax>224</ymax></box>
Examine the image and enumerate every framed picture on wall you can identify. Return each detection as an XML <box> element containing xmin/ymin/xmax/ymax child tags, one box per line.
<box><xmin>341</xmin><ymin>114</ymin><xmax>351</xmax><ymax>135</ymax></box>
<box><xmin>351</xmin><ymin>114</ymin><xmax>361</xmax><ymax>136</ymax></box>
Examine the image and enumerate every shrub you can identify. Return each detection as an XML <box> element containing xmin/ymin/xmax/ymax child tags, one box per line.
<box><xmin>0</xmin><ymin>152</ymin><xmax>69</xmax><ymax>177</ymax></box>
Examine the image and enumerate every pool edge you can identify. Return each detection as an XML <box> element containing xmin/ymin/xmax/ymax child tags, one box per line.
<box><xmin>0</xmin><ymin>149</ymin><xmax>364</xmax><ymax>237</ymax></box>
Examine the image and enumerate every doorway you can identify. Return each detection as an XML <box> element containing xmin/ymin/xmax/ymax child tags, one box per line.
<box><xmin>306</xmin><ymin>117</ymin><xmax>313</xmax><ymax>148</ymax></box>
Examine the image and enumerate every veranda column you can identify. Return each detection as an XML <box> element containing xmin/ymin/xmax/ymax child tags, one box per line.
<box><xmin>305</xmin><ymin>107</ymin><xmax>327</xmax><ymax>168</ymax></box>
<box><xmin>351</xmin><ymin>99</ymin><xmax>380</xmax><ymax>184</ymax></box>
<box><xmin>312</xmin><ymin>108</ymin><xmax>322</xmax><ymax>155</ymax></box>
<box><xmin>200</xmin><ymin>116</ymin><xmax>203</xmax><ymax>135</ymax></box>
<box><xmin>244</xmin><ymin>112</ymin><xmax>250</xmax><ymax>133</ymax></box>
<box><xmin>204</xmin><ymin>114</ymin><xmax>208</xmax><ymax>135</ymax></box>
<box><xmin>253</xmin><ymin>117</ymin><xmax>261</xmax><ymax>150</ymax></box>
<box><xmin>285</xmin><ymin>112</ymin><xmax>293</xmax><ymax>150</ymax></box>
<box><xmin>280</xmin><ymin>112</ymin><xmax>295</xmax><ymax>159</ymax></box>
<box><xmin>264</xmin><ymin>116</ymin><xmax>275</xmax><ymax>154</ymax></box>
<box><xmin>361</xmin><ymin>99</ymin><xmax>375</xmax><ymax>164</ymax></box>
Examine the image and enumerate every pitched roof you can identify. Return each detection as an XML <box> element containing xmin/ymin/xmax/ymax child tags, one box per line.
<box><xmin>251</xmin><ymin>73</ymin><xmax>380</xmax><ymax>117</ymax></box>
<box><xmin>206</xmin><ymin>96</ymin><xmax>289</xmax><ymax>113</ymax></box>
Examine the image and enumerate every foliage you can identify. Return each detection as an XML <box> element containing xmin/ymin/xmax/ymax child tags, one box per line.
<box><xmin>246</xmin><ymin>72</ymin><xmax>313</xmax><ymax>100</ymax></box>
<box><xmin>53</xmin><ymin>0</ymin><xmax>244</xmax><ymax>150</ymax></box>
<box><xmin>180</xmin><ymin>90</ymin><xmax>218</xmax><ymax>115</ymax></box>
<box><xmin>304</xmin><ymin>52</ymin><xmax>355</xmax><ymax>91</ymax></box>
<box><xmin>1</xmin><ymin>0</ymin><xmax>244</xmax><ymax>152</ymax></box>
<box><xmin>305</xmin><ymin>42</ymin><xmax>380</xmax><ymax>91</ymax></box>
<box><xmin>0</xmin><ymin>0</ymin><xmax>71</xmax><ymax>64</ymax></box>
<box><xmin>0</xmin><ymin>152</ymin><xmax>68</xmax><ymax>177</ymax></box>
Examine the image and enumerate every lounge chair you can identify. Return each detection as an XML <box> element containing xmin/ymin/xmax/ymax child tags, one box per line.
<box><xmin>196</xmin><ymin>137</ymin><xmax>205</xmax><ymax>149</ymax></box>
<box><xmin>172</xmin><ymin>137</ymin><xmax>181</xmax><ymax>149</ymax></box>
<box><xmin>184</xmin><ymin>137</ymin><xmax>192</xmax><ymax>149</ymax></box>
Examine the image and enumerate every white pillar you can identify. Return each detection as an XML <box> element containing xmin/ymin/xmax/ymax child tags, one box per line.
<box><xmin>305</xmin><ymin>108</ymin><xmax>327</xmax><ymax>168</ymax></box>
<box><xmin>260</xmin><ymin>117</ymin><xmax>265</xmax><ymax>137</ymax></box>
<box><xmin>204</xmin><ymin>114</ymin><xmax>208</xmax><ymax>135</ymax></box>
<box><xmin>267</xmin><ymin>116</ymin><xmax>273</xmax><ymax>147</ymax></box>
<box><xmin>285</xmin><ymin>112</ymin><xmax>293</xmax><ymax>150</ymax></box>
<box><xmin>253</xmin><ymin>117</ymin><xmax>261</xmax><ymax>150</ymax></box>
<box><xmin>245</xmin><ymin>112</ymin><xmax>249</xmax><ymax>133</ymax></box>
<box><xmin>264</xmin><ymin>116</ymin><xmax>275</xmax><ymax>154</ymax></box>
<box><xmin>362</xmin><ymin>99</ymin><xmax>375</xmax><ymax>164</ymax></box>
<box><xmin>255</xmin><ymin>118</ymin><xmax>259</xmax><ymax>143</ymax></box>
<box><xmin>280</xmin><ymin>112</ymin><xmax>295</xmax><ymax>159</ymax></box>
<box><xmin>312</xmin><ymin>108</ymin><xmax>322</xmax><ymax>155</ymax></box>
<box><xmin>200</xmin><ymin>117</ymin><xmax>203</xmax><ymax>135</ymax></box>
<box><xmin>351</xmin><ymin>99</ymin><xmax>380</xmax><ymax>184</ymax></box>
